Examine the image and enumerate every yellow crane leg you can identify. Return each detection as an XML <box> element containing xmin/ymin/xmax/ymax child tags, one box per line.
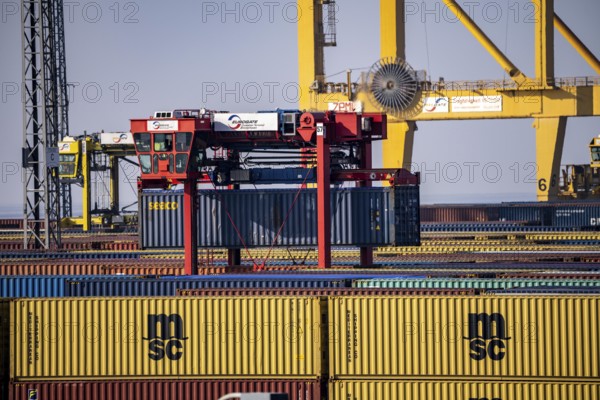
<box><xmin>534</xmin><ymin>117</ymin><xmax>566</xmax><ymax>201</ymax></box>
<box><xmin>380</xmin><ymin>0</ymin><xmax>406</xmax><ymax>59</ymax></box>
<box><xmin>531</xmin><ymin>0</ymin><xmax>554</xmax><ymax>87</ymax></box>
<box><xmin>297</xmin><ymin>0</ymin><xmax>324</xmax><ymax>110</ymax></box>
<box><xmin>380</xmin><ymin>1</ymin><xmax>414</xmax><ymax>175</ymax></box>
<box><xmin>383</xmin><ymin>121</ymin><xmax>415</xmax><ymax>171</ymax></box>
<box><xmin>82</xmin><ymin>138</ymin><xmax>91</xmax><ymax>231</ymax></box>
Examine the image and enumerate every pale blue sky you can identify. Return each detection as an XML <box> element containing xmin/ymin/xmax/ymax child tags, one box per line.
<box><xmin>0</xmin><ymin>0</ymin><xmax>599</xmax><ymax>216</ymax></box>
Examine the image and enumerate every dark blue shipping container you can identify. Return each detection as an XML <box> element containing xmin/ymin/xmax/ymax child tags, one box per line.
<box><xmin>552</xmin><ymin>206</ymin><xmax>600</xmax><ymax>227</ymax></box>
<box><xmin>140</xmin><ymin>187</ymin><xmax>421</xmax><ymax>248</ymax></box>
<box><xmin>65</xmin><ymin>274</ymin><xmax>424</xmax><ymax>297</ymax></box>
<box><xmin>424</xmin><ymin>201</ymin><xmax>600</xmax><ymax>228</ymax></box>
<box><xmin>0</xmin><ymin>275</ymin><xmax>140</xmax><ymax>298</ymax></box>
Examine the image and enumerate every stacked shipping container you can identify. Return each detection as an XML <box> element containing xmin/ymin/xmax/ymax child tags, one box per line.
<box><xmin>2</xmin><ymin>294</ymin><xmax>600</xmax><ymax>399</ymax></box>
<box><xmin>421</xmin><ymin>201</ymin><xmax>600</xmax><ymax>228</ymax></box>
<box><xmin>326</xmin><ymin>295</ymin><xmax>600</xmax><ymax>399</ymax></box>
<box><xmin>3</xmin><ymin>275</ymin><xmax>600</xmax><ymax>298</ymax></box>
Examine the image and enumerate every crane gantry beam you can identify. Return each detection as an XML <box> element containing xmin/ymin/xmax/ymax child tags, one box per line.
<box><xmin>297</xmin><ymin>0</ymin><xmax>600</xmax><ymax>201</ymax></box>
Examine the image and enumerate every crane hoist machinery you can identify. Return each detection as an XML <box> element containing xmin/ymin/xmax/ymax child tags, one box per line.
<box><xmin>58</xmin><ymin>133</ymin><xmax>138</xmax><ymax>231</ymax></box>
<box><xmin>559</xmin><ymin>135</ymin><xmax>600</xmax><ymax>199</ymax></box>
<box><xmin>131</xmin><ymin>109</ymin><xmax>420</xmax><ymax>274</ymax></box>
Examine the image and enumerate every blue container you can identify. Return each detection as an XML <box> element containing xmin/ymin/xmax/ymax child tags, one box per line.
<box><xmin>0</xmin><ymin>275</ymin><xmax>139</xmax><ymax>298</ymax></box>
<box><xmin>64</xmin><ymin>274</ymin><xmax>424</xmax><ymax>297</ymax></box>
<box><xmin>552</xmin><ymin>205</ymin><xmax>600</xmax><ymax>227</ymax></box>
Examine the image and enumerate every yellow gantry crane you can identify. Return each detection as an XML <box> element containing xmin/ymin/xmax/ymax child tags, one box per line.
<box><xmin>298</xmin><ymin>0</ymin><xmax>600</xmax><ymax>201</ymax></box>
<box><xmin>58</xmin><ymin>133</ymin><xmax>137</xmax><ymax>231</ymax></box>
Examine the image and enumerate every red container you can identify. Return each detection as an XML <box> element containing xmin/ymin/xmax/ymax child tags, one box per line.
<box><xmin>101</xmin><ymin>265</ymin><xmax>237</xmax><ymax>275</ymax></box>
<box><xmin>0</xmin><ymin>262</ymin><xmax>103</xmax><ymax>275</ymax></box>
<box><xmin>420</xmin><ymin>205</ymin><xmax>492</xmax><ymax>222</ymax></box>
<box><xmin>176</xmin><ymin>288</ymin><xmax>477</xmax><ymax>296</ymax></box>
<box><xmin>9</xmin><ymin>380</ymin><xmax>322</xmax><ymax>400</ymax></box>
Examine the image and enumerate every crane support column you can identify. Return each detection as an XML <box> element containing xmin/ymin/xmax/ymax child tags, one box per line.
<box><xmin>82</xmin><ymin>138</ymin><xmax>91</xmax><ymax>231</ymax></box>
<box><xmin>298</xmin><ymin>0</ymin><xmax>325</xmax><ymax>109</ymax></box>
<box><xmin>227</xmin><ymin>184</ymin><xmax>241</xmax><ymax>267</ymax></box>
<box><xmin>380</xmin><ymin>0</ymin><xmax>416</xmax><ymax>172</ymax></box>
<box><xmin>380</xmin><ymin>0</ymin><xmax>406</xmax><ymax>60</ymax></box>
<box><xmin>228</xmin><ymin>249</ymin><xmax>241</xmax><ymax>267</ymax></box>
<box><xmin>109</xmin><ymin>156</ymin><xmax>120</xmax><ymax>215</ymax></box>
<box><xmin>359</xmin><ymin>141</ymin><xmax>373</xmax><ymax>266</ymax></box>
<box><xmin>384</xmin><ymin>121</ymin><xmax>415</xmax><ymax>171</ymax></box>
<box><xmin>534</xmin><ymin>117</ymin><xmax>566</xmax><ymax>201</ymax></box>
<box><xmin>316</xmin><ymin>122</ymin><xmax>331</xmax><ymax>269</ymax></box>
<box><xmin>183</xmin><ymin>180</ymin><xmax>198</xmax><ymax>275</ymax></box>
<box><xmin>532</xmin><ymin>0</ymin><xmax>554</xmax><ymax>87</ymax></box>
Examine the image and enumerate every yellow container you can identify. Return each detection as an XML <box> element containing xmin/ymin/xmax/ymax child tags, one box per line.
<box><xmin>329</xmin><ymin>296</ymin><xmax>600</xmax><ymax>380</ymax></box>
<box><xmin>10</xmin><ymin>297</ymin><xmax>323</xmax><ymax>381</ymax></box>
<box><xmin>330</xmin><ymin>380</ymin><xmax>600</xmax><ymax>400</ymax></box>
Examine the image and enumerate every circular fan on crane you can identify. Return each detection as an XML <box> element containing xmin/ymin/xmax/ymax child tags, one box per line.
<box><xmin>367</xmin><ymin>57</ymin><xmax>422</xmax><ymax>119</ymax></box>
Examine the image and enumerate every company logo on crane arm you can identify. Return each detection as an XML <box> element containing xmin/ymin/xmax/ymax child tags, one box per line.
<box><xmin>423</xmin><ymin>97</ymin><xmax>449</xmax><ymax>113</ymax></box>
<box><xmin>215</xmin><ymin>113</ymin><xmax>279</xmax><ymax>132</ymax></box>
<box><xmin>228</xmin><ymin>114</ymin><xmax>243</xmax><ymax>130</ymax></box>
<box><xmin>113</xmin><ymin>133</ymin><xmax>129</xmax><ymax>144</ymax></box>
<box><xmin>146</xmin><ymin>120</ymin><xmax>179</xmax><ymax>131</ymax></box>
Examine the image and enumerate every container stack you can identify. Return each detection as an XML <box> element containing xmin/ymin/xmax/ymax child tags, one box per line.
<box><xmin>0</xmin><ymin>273</ymin><xmax>599</xmax><ymax>399</ymax></box>
<box><xmin>2</xmin><ymin>210</ymin><xmax>600</xmax><ymax>399</ymax></box>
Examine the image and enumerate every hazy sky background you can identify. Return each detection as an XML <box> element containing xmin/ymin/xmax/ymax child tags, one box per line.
<box><xmin>0</xmin><ymin>0</ymin><xmax>599</xmax><ymax>216</ymax></box>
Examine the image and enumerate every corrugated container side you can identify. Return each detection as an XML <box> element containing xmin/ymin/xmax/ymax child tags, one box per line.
<box><xmin>9</xmin><ymin>380</ymin><xmax>322</xmax><ymax>400</ymax></box>
<box><xmin>330</xmin><ymin>380</ymin><xmax>600</xmax><ymax>400</ymax></box>
<box><xmin>65</xmin><ymin>276</ymin><xmax>350</xmax><ymax>296</ymax></box>
<box><xmin>421</xmin><ymin>201</ymin><xmax>600</xmax><ymax>227</ymax></box>
<box><xmin>140</xmin><ymin>188</ymin><xmax>420</xmax><ymax>248</ymax></box>
<box><xmin>498</xmin><ymin>204</ymin><xmax>544</xmax><ymax>224</ymax></box>
<box><xmin>0</xmin><ymin>300</ymin><xmax>9</xmax><ymax>382</ymax></box>
<box><xmin>353</xmin><ymin>278</ymin><xmax>600</xmax><ymax>290</ymax></box>
<box><xmin>502</xmin><ymin>272</ymin><xmax>600</xmax><ymax>280</ymax></box>
<box><xmin>140</xmin><ymin>192</ymin><xmax>185</xmax><ymax>248</ymax></box>
<box><xmin>331</xmin><ymin>189</ymin><xmax>390</xmax><ymax>246</ymax></box>
<box><xmin>102</xmin><ymin>266</ymin><xmax>184</xmax><ymax>276</ymax></box>
<box><xmin>176</xmin><ymin>288</ymin><xmax>477</xmax><ymax>296</ymax></box>
<box><xmin>0</xmin><ymin>276</ymin><xmax>68</xmax><ymax>298</ymax></box>
<box><xmin>393</xmin><ymin>186</ymin><xmax>420</xmax><ymax>245</ymax></box>
<box><xmin>553</xmin><ymin>205</ymin><xmax>600</xmax><ymax>227</ymax></box>
<box><xmin>0</xmin><ymin>276</ymin><xmax>139</xmax><ymax>298</ymax></box>
<box><xmin>11</xmin><ymin>297</ymin><xmax>323</xmax><ymax>381</ymax></box>
<box><xmin>419</xmin><ymin>205</ymin><xmax>492</xmax><ymax>222</ymax></box>
<box><xmin>0</xmin><ymin>264</ymin><xmax>103</xmax><ymax>276</ymax></box>
<box><xmin>329</xmin><ymin>296</ymin><xmax>600</xmax><ymax>380</ymax></box>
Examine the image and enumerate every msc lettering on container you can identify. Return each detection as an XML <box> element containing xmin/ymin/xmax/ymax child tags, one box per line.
<box><xmin>143</xmin><ymin>313</ymin><xmax>188</xmax><ymax>361</ymax></box>
<box><xmin>464</xmin><ymin>313</ymin><xmax>511</xmax><ymax>361</ymax></box>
